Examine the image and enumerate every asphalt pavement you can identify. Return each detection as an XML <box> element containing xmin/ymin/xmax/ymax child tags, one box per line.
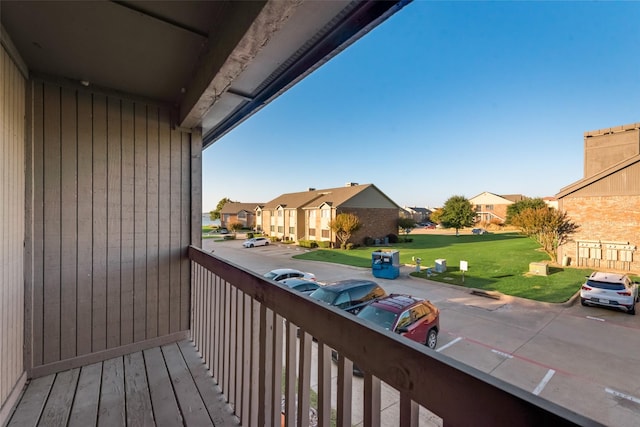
<box><xmin>203</xmin><ymin>237</ymin><xmax>640</xmax><ymax>426</ymax></box>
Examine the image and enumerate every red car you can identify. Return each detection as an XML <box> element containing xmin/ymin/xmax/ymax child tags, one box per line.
<box><xmin>356</xmin><ymin>294</ymin><xmax>440</xmax><ymax>348</ymax></box>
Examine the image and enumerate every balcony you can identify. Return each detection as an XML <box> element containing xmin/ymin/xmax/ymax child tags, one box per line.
<box><xmin>4</xmin><ymin>247</ymin><xmax>598</xmax><ymax>426</ymax></box>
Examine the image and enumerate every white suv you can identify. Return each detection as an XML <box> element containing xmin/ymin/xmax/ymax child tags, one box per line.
<box><xmin>580</xmin><ymin>272</ymin><xmax>639</xmax><ymax>315</ymax></box>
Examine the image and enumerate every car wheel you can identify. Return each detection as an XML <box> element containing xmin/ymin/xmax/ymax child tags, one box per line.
<box><xmin>426</xmin><ymin>329</ymin><xmax>437</xmax><ymax>349</ymax></box>
<box><xmin>249</xmin><ymin>244</ymin><xmax>254</xmax><ymax>248</ymax></box>
<box><xmin>580</xmin><ymin>298</ymin><xmax>587</xmax><ymax>306</ymax></box>
<box><xmin>628</xmin><ymin>305</ymin><xmax>636</xmax><ymax>315</ymax></box>
<box><xmin>265</xmin><ymin>241</ymin><xmax>269</xmax><ymax>246</ymax></box>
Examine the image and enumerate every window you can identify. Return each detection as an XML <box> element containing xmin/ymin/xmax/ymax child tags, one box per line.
<box><xmin>309</xmin><ymin>228</ymin><xmax>316</xmax><ymax>236</ymax></box>
<box><xmin>257</xmin><ymin>211</ymin><xmax>261</xmax><ymax>217</ymax></box>
<box><xmin>321</xmin><ymin>209</ymin><xmax>330</xmax><ymax>218</ymax></box>
<box><xmin>278</xmin><ymin>210</ymin><xmax>283</xmax><ymax>217</ymax></box>
<box><xmin>289</xmin><ymin>210</ymin><xmax>295</xmax><ymax>217</ymax></box>
<box><xmin>289</xmin><ymin>227</ymin><xmax>295</xmax><ymax>234</ymax></box>
<box><xmin>238</xmin><ymin>211</ymin><xmax>246</xmax><ymax>219</ymax></box>
<box><xmin>395</xmin><ymin>311</ymin><xmax>412</xmax><ymax>330</ymax></box>
<box><xmin>309</xmin><ymin>210</ymin><xmax>316</xmax><ymax>220</ymax></box>
<box><xmin>321</xmin><ymin>229</ymin><xmax>330</xmax><ymax>238</ymax></box>
<box><xmin>486</xmin><ymin>205</ymin><xmax>494</xmax><ymax>211</ymax></box>
<box><xmin>270</xmin><ymin>225</ymin><xmax>275</xmax><ymax>232</ymax></box>
<box><xmin>277</xmin><ymin>226</ymin><xmax>284</xmax><ymax>233</ymax></box>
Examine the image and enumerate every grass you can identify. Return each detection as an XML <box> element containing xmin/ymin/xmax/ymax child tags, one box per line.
<box><xmin>293</xmin><ymin>232</ymin><xmax>598</xmax><ymax>303</ymax></box>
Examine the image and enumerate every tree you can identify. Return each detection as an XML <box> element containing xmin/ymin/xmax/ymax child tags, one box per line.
<box><xmin>228</xmin><ymin>221</ymin><xmax>244</xmax><ymax>233</ymax></box>
<box><xmin>211</xmin><ymin>197</ymin><xmax>234</xmax><ymax>220</ymax></box>
<box><xmin>397</xmin><ymin>217</ymin><xmax>416</xmax><ymax>241</ymax></box>
<box><xmin>506</xmin><ymin>197</ymin><xmax>547</xmax><ymax>224</ymax></box>
<box><xmin>329</xmin><ymin>213</ymin><xmax>361</xmax><ymax>248</ymax></box>
<box><xmin>510</xmin><ymin>206</ymin><xmax>579</xmax><ymax>259</ymax></box>
<box><xmin>439</xmin><ymin>195</ymin><xmax>475</xmax><ymax>236</ymax></box>
<box><xmin>429</xmin><ymin>208</ymin><xmax>443</xmax><ymax>225</ymax></box>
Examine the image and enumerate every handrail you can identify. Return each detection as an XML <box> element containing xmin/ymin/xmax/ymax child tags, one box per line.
<box><xmin>189</xmin><ymin>246</ymin><xmax>601</xmax><ymax>426</ymax></box>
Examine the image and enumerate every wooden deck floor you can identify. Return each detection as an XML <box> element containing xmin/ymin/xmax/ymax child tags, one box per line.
<box><xmin>6</xmin><ymin>341</ymin><xmax>239</xmax><ymax>426</ymax></box>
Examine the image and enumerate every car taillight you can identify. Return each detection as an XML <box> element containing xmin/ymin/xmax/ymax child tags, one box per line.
<box><xmin>617</xmin><ymin>291</ymin><xmax>631</xmax><ymax>296</ymax></box>
<box><xmin>581</xmin><ymin>285</ymin><xmax>592</xmax><ymax>291</ymax></box>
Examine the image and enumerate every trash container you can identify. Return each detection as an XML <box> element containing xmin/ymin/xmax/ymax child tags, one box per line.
<box><xmin>372</xmin><ymin>250</ymin><xmax>400</xmax><ymax>279</ymax></box>
<box><xmin>435</xmin><ymin>258</ymin><xmax>447</xmax><ymax>273</ymax></box>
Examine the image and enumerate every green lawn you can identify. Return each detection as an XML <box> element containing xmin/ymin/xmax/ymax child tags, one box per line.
<box><xmin>293</xmin><ymin>232</ymin><xmax>598</xmax><ymax>303</ymax></box>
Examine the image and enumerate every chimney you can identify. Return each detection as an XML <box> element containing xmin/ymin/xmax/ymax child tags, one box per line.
<box><xmin>345</xmin><ymin>182</ymin><xmax>359</xmax><ymax>187</ymax></box>
<box><xmin>307</xmin><ymin>187</ymin><xmax>316</xmax><ymax>191</ymax></box>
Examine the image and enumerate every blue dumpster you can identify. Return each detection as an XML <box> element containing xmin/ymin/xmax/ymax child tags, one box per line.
<box><xmin>371</xmin><ymin>250</ymin><xmax>400</xmax><ymax>279</ymax></box>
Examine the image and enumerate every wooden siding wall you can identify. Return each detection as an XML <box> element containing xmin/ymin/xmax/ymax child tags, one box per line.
<box><xmin>26</xmin><ymin>79</ymin><xmax>193</xmax><ymax>374</ymax></box>
<box><xmin>0</xmin><ymin>43</ymin><xmax>26</xmax><ymax>417</ymax></box>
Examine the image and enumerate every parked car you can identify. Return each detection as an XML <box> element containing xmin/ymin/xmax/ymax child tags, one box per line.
<box><xmin>278</xmin><ymin>278</ymin><xmax>321</xmax><ymax>295</ymax></box>
<box><xmin>580</xmin><ymin>271</ymin><xmax>639</xmax><ymax>315</ymax></box>
<box><xmin>242</xmin><ymin>237</ymin><xmax>269</xmax><ymax>248</ymax></box>
<box><xmin>471</xmin><ymin>228</ymin><xmax>487</xmax><ymax>235</ymax></box>
<box><xmin>308</xmin><ymin>279</ymin><xmax>386</xmax><ymax>315</ymax></box>
<box><xmin>217</xmin><ymin>228</ymin><xmax>229</xmax><ymax>234</ymax></box>
<box><xmin>264</xmin><ymin>268</ymin><xmax>316</xmax><ymax>282</ymax></box>
<box><xmin>424</xmin><ymin>222</ymin><xmax>436</xmax><ymax>229</ymax></box>
<box><xmin>356</xmin><ymin>294</ymin><xmax>440</xmax><ymax>348</ymax></box>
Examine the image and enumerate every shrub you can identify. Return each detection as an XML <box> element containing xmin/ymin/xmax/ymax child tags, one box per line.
<box><xmin>298</xmin><ymin>240</ymin><xmax>318</xmax><ymax>248</ymax></box>
<box><xmin>317</xmin><ymin>241</ymin><xmax>331</xmax><ymax>248</ymax></box>
<box><xmin>363</xmin><ymin>236</ymin><xmax>374</xmax><ymax>246</ymax></box>
<box><xmin>387</xmin><ymin>233</ymin><xmax>398</xmax><ymax>244</ymax></box>
<box><xmin>269</xmin><ymin>236</ymin><xmax>281</xmax><ymax>242</ymax></box>
<box><xmin>247</xmin><ymin>232</ymin><xmax>254</xmax><ymax>239</ymax></box>
<box><xmin>340</xmin><ymin>243</ymin><xmax>347</xmax><ymax>250</ymax></box>
<box><xmin>346</xmin><ymin>243</ymin><xmax>354</xmax><ymax>250</ymax></box>
<box><xmin>223</xmin><ymin>234</ymin><xmax>235</xmax><ymax>240</ymax></box>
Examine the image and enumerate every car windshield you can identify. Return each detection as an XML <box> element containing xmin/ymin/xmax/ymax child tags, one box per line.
<box><xmin>358</xmin><ymin>306</ymin><xmax>398</xmax><ymax>330</ymax></box>
<box><xmin>587</xmin><ymin>280</ymin><xmax>626</xmax><ymax>291</ymax></box>
<box><xmin>309</xmin><ymin>288</ymin><xmax>338</xmax><ymax>304</ymax></box>
<box><xmin>264</xmin><ymin>272</ymin><xmax>279</xmax><ymax>280</ymax></box>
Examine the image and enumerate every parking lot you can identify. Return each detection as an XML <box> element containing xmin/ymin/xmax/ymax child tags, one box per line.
<box><xmin>204</xmin><ymin>238</ymin><xmax>640</xmax><ymax>426</ymax></box>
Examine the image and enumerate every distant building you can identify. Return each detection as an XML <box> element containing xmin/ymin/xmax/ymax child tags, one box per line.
<box><xmin>556</xmin><ymin>122</ymin><xmax>640</xmax><ymax>271</ymax></box>
<box><xmin>469</xmin><ymin>192</ymin><xmax>526</xmax><ymax>224</ymax></box>
<box><xmin>220</xmin><ymin>202</ymin><xmax>263</xmax><ymax>229</ymax></box>
<box><xmin>401</xmin><ymin>206</ymin><xmax>432</xmax><ymax>223</ymax></box>
<box><xmin>258</xmin><ymin>183</ymin><xmax>400</xmax><ymax>245</ymax></box>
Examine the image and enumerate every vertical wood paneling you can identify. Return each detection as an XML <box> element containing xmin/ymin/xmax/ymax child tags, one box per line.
<box><xmin>1</xmin><ymin>44</ymin><xmax>25</xmax><ymax>411</ymax></box>
<box><xmin>76</xmin><ymin>91</ymin><xmax>94</xmax><ymax>356</ymax></box>
<box><xmin>32</xmin><ymin>82</ymin><xmax>45</xmax><ymax>368</ymax></box>
<box><xmin>120</xmin><ymin>100</ymin><xmax>135</xmax><ymax>346</ymax></box>
<box><xmin>92</xmin><ymin>94</ymin><xmax>108</xmax><ymax>352</ymax></box>
<box><xmin>157</xmin><ymin>109</ymin><xmax>171</xmax><ymax>336</ymax></box>
<box><xmin>60</xmin><ymin>87</ymin><xmax>78</xmax><ymax>360</ymax></box>
<box><xmin>42</xmin><ymin>83</ymin><xmax>62</xmax><ymax>365</ymax></box>
<box><xmin>26</xmin><ymin>79</ymin><xmax>193</xmax><ymax>372</ymax></box>
<box><xmin>146</xmin><ymin>107</ymin><xmax>159</xmax><ymax>339</ymax></box>
<box><xmin>181</xmin><ymin>132</ymin><xmax>191</xmax><ymax>330</ymax></box>
<box><xmin>133</xmin><ymin>103</ymin><xmax>148</xmax><ymax>342</ymax></box>
<box><xmin>169</xmin><ymin>126</ymin><xmax>182</xmax><ymax>333</ymax></box>
<box><xmin>106</xmin><ymin>98</ymin><xmax>122</xmax><ymax>349</ymax></box>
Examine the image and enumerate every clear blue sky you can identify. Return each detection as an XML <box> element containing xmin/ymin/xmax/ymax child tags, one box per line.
<box><xmin>202</xmin><ymin>1</ymin><xmax>640</xmax><ymax>212</ymax></box>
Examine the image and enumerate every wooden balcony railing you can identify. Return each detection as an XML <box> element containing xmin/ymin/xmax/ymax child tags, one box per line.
<box><xmin>189</xmin><ymin>246</ymin><xmax>600</xmax><ymax>426</ymax></box>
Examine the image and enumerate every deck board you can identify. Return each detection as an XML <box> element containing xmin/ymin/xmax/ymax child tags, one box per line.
<box><xmin>39</xmin><ymin>368</ymin><xmax>80</xmax><ymax>426</ymax></box>
<box><xmin>7</xmin><ymin>340</ymin><xmax>235</xmax><ymax>427</ymax></box>
<box><xmin>124</xmin><ymin>352</ymin><xmax>154</xmax><ymax>426</ymax></box>
<box><xmin>98</xmin><ymin>357</ymin><xmax>126</xmax><ymax>427</ymax></box>
<box><xmin>68</xmin><ymin>363</ymin><xmax>102</xmax><ymax>427</ymax></box>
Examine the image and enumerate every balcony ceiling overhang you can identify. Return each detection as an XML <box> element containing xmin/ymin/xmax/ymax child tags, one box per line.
<box><xmin>1</xmin><ymin>0</ymin><xmax>407</xmax><ymax>148</ymax></box>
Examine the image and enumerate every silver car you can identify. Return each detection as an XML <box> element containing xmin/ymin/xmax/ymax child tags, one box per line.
<box><xmin>580</xmin><ymin>272</ymin><xmax>639</xmax><ymax>315</ymax></box>
<box><xmin>242</xmin><ymin>237</ymin><xmax>269</xmax><ymax>248</ymax></box>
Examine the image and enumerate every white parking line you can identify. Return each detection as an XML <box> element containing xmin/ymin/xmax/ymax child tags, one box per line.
<box><xmin>606</xmin><ymin>388</ymin><xmax>640</xmax><ymax>404</ymax></box>
<box><xmin>586</xmin><ymin>316</ymin><xmax>605</xmax><ymax>322</ymax></box>
<box><xmin>436</xmin><ymin>337</ymin><xmax>462</xmax><ymax>352</ymax></box>
<box><xmin>491</xmin><ymin>349</ymin><xmax>513</xmax><ymax>359</ymax></box>
<box><xmin>533</xmin><ymin>369</ymin><xmax>555</xmax><ymax>395</ymax></box>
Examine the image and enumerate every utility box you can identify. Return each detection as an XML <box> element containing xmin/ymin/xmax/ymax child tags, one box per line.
<box><xmin>372</xmin><ymin>250</ymin><xmax>400</xmax><ymax>279</ymax></box>
<box><xmin>435</xmin><ymin>258</ymin><xmax>447</xmax><ymax>273</ymax></box>
<box><xmin>529</xmin><ymin>262</ymin><xmax>548</xmax><ymax>276</ymax></box>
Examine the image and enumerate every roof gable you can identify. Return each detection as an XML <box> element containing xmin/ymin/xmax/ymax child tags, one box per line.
<box><xmin>556</xmin><ymin>154</ymin><xmax>640</xmax><ymax>198</ymax></box>
<box><xmin>469</xmin><ymin>192</ymin><xmax>516</xmax><ymax>205</ymax></box>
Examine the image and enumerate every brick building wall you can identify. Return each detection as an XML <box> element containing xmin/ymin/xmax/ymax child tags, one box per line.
<box><xmin>558</xmin><ymin>195</ymin><xmax>640</xmax><ymax>273</ymax></box>
<box><xmin>339</xmin><ymin>208</ymin><xmax>399</xmax><ymax>246</ymax></box>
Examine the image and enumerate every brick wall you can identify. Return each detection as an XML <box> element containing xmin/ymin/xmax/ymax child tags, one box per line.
<box><xmin>558</xmin><ymin>195</ymin><xmax>640</xmax><ymax>273</ymax></box>
<box><xmin>338</xmin><ymin>208</ymin><xmax>399</xmax><ymax>246</ymax></box>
